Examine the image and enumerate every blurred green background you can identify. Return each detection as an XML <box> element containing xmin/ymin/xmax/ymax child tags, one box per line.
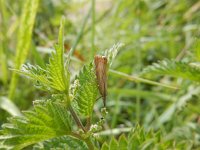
<box><xmin>0</xmin><ymin>0</ymin><xmax>200</xmax><ymax>147</ymax></box>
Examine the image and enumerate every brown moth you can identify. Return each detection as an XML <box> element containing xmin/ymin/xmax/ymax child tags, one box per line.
<box><xmin>94</xmin><ymin>55</ymin><xmax>108</xmax><ymax>107</ymax></box>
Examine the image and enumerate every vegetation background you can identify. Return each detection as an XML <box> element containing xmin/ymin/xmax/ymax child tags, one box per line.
<box><xmin>0</xmin><ymin>0</ymin><xmax>200</xmax><ymax>149</ymax></box>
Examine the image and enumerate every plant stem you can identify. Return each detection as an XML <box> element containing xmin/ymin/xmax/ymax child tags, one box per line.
<box><xmin>109</xmin><ymin>69</ymin><xmax>179</xmax><ymax>90</ymax></box>
<box><xmin>91</xmin><ymin>0</ymin><xmax>95</xmax><ymax>59</ymax></box>
<box><xmin>8</xmin><ymin>0</ymin><xmax>39</xmax><ymax>100</ymax></box>
<box><xmin>111</xmin><ymin>95</ymin><xmax>120</xmax><ymax>128</ymax></box>
<box><xmin>68</xmin><ymin>7</ymin><xmax>91</xmax><ymax>64</ymax></box>
<box><xmin>84</xmin><ymin>9</ymin><xmax>111</xmax><ymax>34</ymax></box>
<box><xmin>86</xmin><ymin>116</ymin><xmax>91</xmax><ymax>131</ymax></box>
<box><xmin>0</xmin><ymin>0</ymin><xmax>8</xmax><ymax>86</ymax></box>
<box><xmin>70</xmin><ymin>131</ymin><xmax>83</xmax><ymax>139</ymax></box>
<box><xmin>136</xmin><ymin>82</ymin><xmax>141</xmax><ymax>123</ymax></box>
<box><xmin>68</xmin><ymin>105</ymin><xmax>86</xmax><ymax>133</ymax></box>
<box><xmin>136</xmin><ymin>42</ymin><xmax>142</xmax><ymax>123</ymax></box>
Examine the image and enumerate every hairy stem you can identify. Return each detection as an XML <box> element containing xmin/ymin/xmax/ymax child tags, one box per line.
<box><xmin>86</xmin><ymin>116</ymin><xmax>91</xmax><ymax>131</ymax></box>
<box><xmin>68</xmin><ymin>105</ymin><xmax>86</xmax><ymax>133</ymax></box>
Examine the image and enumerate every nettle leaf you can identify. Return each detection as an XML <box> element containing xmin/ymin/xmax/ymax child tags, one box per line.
<box><xmin>142</xmin><ymin>59</ymin><xmax>200</xmax><ymax>82</ymax></box>
<box><xmin>33</xmin><ymin>135</ymin><xmax>88</xmax><ymax>150</ymax></box>
<box><xmin>100</xmin><ymin>125</ymin><xmax>190</xmax><ymax>150</ymax></box>
<box><xmin>12</xmin><ymin>64</ymin><xmax>52</xmax><ymax>90</ymax></box>
<box><xmin>47</xmin><ymin>19</ymin><xmax>68</xmax><ymax>91</ymax></box>
<box><xmin>101</xmin><ymin>143</ymin><xmax>109</xmax><ymax>150</ymax></box>
<box><xmin>101</xmin><ymin>134</ymin><xmax>128</xmax><ymax>150</ymax></box>
<box><xmin>118</xmin><ymin>134</ymin><xmax>128</xmax><ymax>150</ymax></box>
<box><xmin>12</xmin><ymin>18</ymin><xmax>69</xmax><ymax>92</ymax></box>
<box><xmin>0</xmin><ymin>101</ymin><xmax>72</xmax><ymax>150</ymax></box>
<box><xmin>73</xmin><ymin>63</ymin><xmax>98</xmax><ymax>117</ymax></box>
<box><xmin>109</xmin><ymin>137</ymin><xmax>118</xmax><ymax>150</ymax></box>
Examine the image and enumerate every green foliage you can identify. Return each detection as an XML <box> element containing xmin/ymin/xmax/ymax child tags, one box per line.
<box><xmin>0</xmin><ymin>0</ymin><xmax>9</xmax><ymax>85</ymax></box>
<box><xmin>100</xmin><ymin>125</ymin><xmax>193</xmax><ymax>150</ymax></box>
<box><xmin>9</xmin><ymin>0</ymin><xmax>40</xmax><ymax>100</ymax></box>
<box><xmin>1</xmin><ymin>1</ymin><xmax>200</xmax><ymax>149</ymax></box>
<box><xmin>73</xmin><ymin>63</ymin><xmax>98</xmax><ymax>117</ymax></box>
<box><xmin>12</xmin><ymin>18</ymin><xmax>69</xmax><ymax>93</ymax></box>
<box><xmin>1</xmin><ymin>18</ymin><xmax>118</xmax><ymax>149</ymax></box>
<box><xmin>47</xmin><ymin>18</ymin><xmax>69</xmax><ymax>92</ymax></box>
<box><xmin>118</xmin><ymin>134</ymin><xmax>128</xmax><ymax>150</ymax></box>
<box><xmin>0</xmin><ymin>101</ymin><xmax>72</xmax><ymax>150</ymax></box>
<box><xmin>0</xmin><ymin>97</ymin><xmax>22</xmax><ymax>116</ymax></box>
<box><xmin>33</xmin><ymin>135</ymin><xmax>88</xmax><ymax>150</ymax></box>
<box><xmin>142</xmin><ymin>59</ymin><xmax>200</xmax><ymax>82</ymax></box>
<box><xmin>12</xmin><ymin>64</ymin><xmax>51</xmax><ymax>90</ymax></box>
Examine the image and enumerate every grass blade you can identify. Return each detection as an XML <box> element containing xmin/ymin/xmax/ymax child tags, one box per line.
<box><xmin>9</xmin><ymin>0</ymin><xmax>39</xmax><ymax>100</ymax></box>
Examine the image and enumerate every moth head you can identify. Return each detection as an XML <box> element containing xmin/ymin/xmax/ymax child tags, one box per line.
<box><xmin>94</xmin><ymin>55</ymin><xmax>107</xmax><ymax>64</ymax></box>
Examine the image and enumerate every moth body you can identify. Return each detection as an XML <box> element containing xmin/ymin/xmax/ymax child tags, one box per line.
<box><xmin>94</xmin><ymin>55</ymin><xmax>107</xmax><ymax>107</ymax></box>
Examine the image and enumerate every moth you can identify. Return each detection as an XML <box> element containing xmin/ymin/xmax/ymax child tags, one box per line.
<box><xmin>94</xmin><ymin>55</ymin><xmax>108</xmax><ymax>107</ymax></box>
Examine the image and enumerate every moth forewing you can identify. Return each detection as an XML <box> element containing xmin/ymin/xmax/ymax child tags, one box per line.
<box><xmin>94</xmin><ymin>55</ymin><xmax>108</xmax><ymax>107</ymax></box>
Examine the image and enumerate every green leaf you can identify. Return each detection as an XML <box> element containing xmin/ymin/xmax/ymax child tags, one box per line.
<box><xmin>73</xmin><ymin>63</ymin><xmax>98</xmax><ymax>117</ymax></box>
<box><xmin>118</xmin><ymin>134</ymin><xmax>128</xmax><ymax>150</ymax></box>
<box><xmin>47</xmin><ymin>18</ymin><xmax>69</xmax><ymax>92</ymax></box>
<box><xmin>9</xmin><ymin>0</ymin><xmax>39</xmax><ymax>100</ymax></box>
<box><xmin>33</xmin><ymin>135</ymin><xmax>88</xmax><ymax>150</ymax></box>
<box><xmin>109</xmin><ymin>137</ymin><xmax>118</xmax><ymax>150</ymax></box>
<box><xmin>99</xmin><ymin>125</ymin><xmax>193</xmax><ymax>150</ymax></box>
<box><xmin>12</xmin><ymin>18</ymin><xmax>70</xmax><ymax>93</ymax></box>
<box><xmin>0</xmin><ymin>97</ymin><xmax>22</xmax><ymax>116</ymax></box>
<box><xmin>11</xmin><ymin>64</ymin><xmax>52</xmax><ymax>90</ymax></box>
<box><xmin>142</xmin><ymin>59</ymin><xmax>200</xmax><ymax>82</ymax></box>
<box><xmin>158</xmin><ymin>86</ymin><xmax>200</xmax><ymax>125</ymax></box>
<box><xmin>0</xmin><ymin>101</ymin><xmax>72</xmax><ymax>150</ymax></box>
<box><xmin>101</xmin><ymin>143</ymin><xmax>109</xmax><ymax>150</ymax></box>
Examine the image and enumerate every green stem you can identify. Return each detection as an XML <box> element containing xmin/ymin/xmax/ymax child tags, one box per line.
<box><xmin>68</xmin><ymin>105</ymin><xmax>86</xmax><ymax>133</ymax></box>
<box><xmin>0</xmin><ymin>0</ymin><xmax>8</xmax><ymax>86</ymax></box>
<box><xmin>109</xmin><ymin>69</ymin><xmax>179</xmax><ymax>90</ymax></box>
<box><xmin>91</xmin><ymin>0</ymin><xmax>95</xmax><ymax>59</ymax></box>
<box><xmin>111</xmin><ymin>95</ymin><xmax>120</xmax><ymax>128</ymax></box>
<box><xmin>84</xmin><ymin>9</ymin><xmax>111</xmax><ymax>34</ymax></box>
<box><xmin>86</xmin><ymin>116</ymin><xmax>91</xmax><ymax>131</ymax></box>
<box><xmin>68</xmin><ymin>7</ymin><xmax>91</xmax><ymax>64</ymax></box>
<box><xmin>136</xmin><ymin>83</ymin><xmax>141</xmax><ymax>123</ymax></box>
<box><xmin>70</xmin><ymin>132</ymin><xmax>84</xmax><ymax>140</ymax></box>
<box><xmin>136</xmin><ymin>41</ymin><xmax>142</xmax><ymax>123</ymax></box>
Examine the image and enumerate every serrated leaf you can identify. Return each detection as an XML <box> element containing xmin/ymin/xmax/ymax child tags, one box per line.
<box><xmin>73</xmin><ymin>63</ymin><xmax>98</xmax><ymax>117</ymax></box>
<box><xmin>33</xmin><ymin>135</ymin><xmax>88</xmax><ymax>150</ymax></box>
<box><xmin>101</xmin><ymin>143</ymin><xmax>109</xmax><ymax>150</ymax></box>
<box><xmin>109</xmin><ymin>137</ymin><xmax>118</xmax><ymax>150</ymax></box>
<box><xmin>0</xmin><ymin>101</ymin><xmax>72</xmax><ymax>150</ymax></box>
<box><xmin>12</xmin><ymin>64</ymin><xmax>52</xmax><ymax>89</ymax></box>
<box><xmin>99</xmin><ymin>125</ymin><xmax>194</xmax><ymax>150</ymax></box>
<box><xmin>142</xmin><ymin>59</ymin><xmax>200</xmax><ymax>82</ymax></box>
<box><xmin>118</xmin><ymin>134</ymin><xmax>128</xmax><ymax>150</ymax></box>
<box><xmin>47</xmin><ymin>18</ymin><xmax>68</xmax><ymax>92</ymax></box>
<box><xmin>12</xmin><ymin>19</ymin><xmax>69</xmax><ymax>93</ymax></box>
